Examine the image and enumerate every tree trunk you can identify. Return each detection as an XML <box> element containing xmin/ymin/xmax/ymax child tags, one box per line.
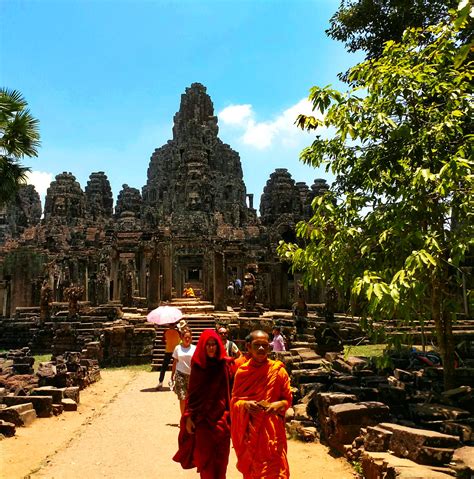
<box><xmin>432</xmin><ymin>277</ymin><xmax>455</xmax><ymax>390</ymax></box>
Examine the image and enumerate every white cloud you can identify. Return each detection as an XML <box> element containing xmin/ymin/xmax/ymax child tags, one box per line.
<box><xmin>218</xmin><ymin>104</ymin><xmax>253</xmax><ymax>126</ymax></box>
<box><xmin>218</xmin><ymin>98</ymin><xmax>323</xmax><ymax>150</ymax></box>
<box><xmin>26</xmin><ymin>170</ymin><xmax>54</xmax><ymax>197</ymax></box>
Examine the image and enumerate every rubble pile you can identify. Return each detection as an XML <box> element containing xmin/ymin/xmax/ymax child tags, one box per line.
<box><xmin>101</xmin><ymin>322</ymin><xmax>156</xmax><ymax>366</ymax></box>
<box><xmin>281</xmin><ymin>347</ymin><xmax>474</xmax><ymax>478</ymax></box>
<box><xmin>0</xmin><ymin>349</ymin><xmax>101</xmax><ymax>438</ymax></box>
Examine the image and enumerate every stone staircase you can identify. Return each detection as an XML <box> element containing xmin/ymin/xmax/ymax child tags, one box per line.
<box><xmin>150</xmin><ymin>298</ymin><xmax>218</xmax><ymax>371</ymax></box>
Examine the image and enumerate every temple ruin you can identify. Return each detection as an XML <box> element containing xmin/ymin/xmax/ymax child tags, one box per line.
<box><xmin>0</xmin><ymin>82</ymin><xmax>329</xmax><ymax>317</ymax></box>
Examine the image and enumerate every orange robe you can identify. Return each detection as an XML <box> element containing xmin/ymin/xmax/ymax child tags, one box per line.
<box><xmin>231</xmin><ymin>359</ymin><xmax>292</xmax><ymax>479</ymax></box>
<box><xmin>234</xmin><ymin>353</ymin><xmax>251</xmax><ymax>370</ymax></box>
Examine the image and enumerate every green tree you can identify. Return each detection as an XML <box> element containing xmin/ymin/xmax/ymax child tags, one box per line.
<box><xmin>0</xmin><ymin>88</ymin><xmax>40</xmax><ymax>206</ymax></box>
<box><xmin>278</xmin><ymin>5</ymin><xmax>473</xmax><ymax>389</ymax></box>
<box><xmin>327</xmin><ymin>0</ymin><xmax>455</xmax><ymax>60</ymax></box>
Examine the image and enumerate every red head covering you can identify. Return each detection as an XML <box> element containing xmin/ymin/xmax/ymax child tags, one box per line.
<box><xmin>192</xmin><ymin>329</ymin><xmax>227</xmax><ymax>368</ymax></box>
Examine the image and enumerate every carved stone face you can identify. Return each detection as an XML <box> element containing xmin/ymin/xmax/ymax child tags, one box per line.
<box><xmin>187</xmin><ymin>191</ymin><xmax>201</xmax><ymax>210</ymax></box>
<box><xmin>53</xmin><ymin>197</ymin><xmax>67</xmax><ymax>216</ymax></box>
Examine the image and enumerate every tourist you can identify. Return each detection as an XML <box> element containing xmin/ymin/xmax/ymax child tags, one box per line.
<box><xmin>227</xmin><ymin>281</ymin><xmax>235</xmax><ymax>296</ymax></box>
<box><xmin>171</xmin><ymin>328</ymin><xmax>196</xmax><ymax>415</ymax></box>
<box><xmin>231</xmin><ymin>330</ymin><xmax>292</xmax><ymax>478</ymax></box>
<box><xmin>292</xmin><ymin>294</ymin><xmax>308</xmax><ymax>334</ymax></box>
<box><xmin>173</xmin><ymin>329</ymin><xmax>234</xmax><ymax>478</ymax></box>
<box><xmin>218</xmin><ymin>326</ymin><xmax>241</xmax><ymax>359</ymax></box>
<box><xmin>183</xmin><ymin>283</ymin><xmax>196</xmax><ymax>298</ymax></box>
<box><xmin>234</xmin><ymin>278</ymin><xmax>242</xmax><ymax>295</ymax></box>
<box><xmin>156</xmin><ymin>323</ymin><xmax>181</xmax><ymax>390</ymax></box>
<box><xmin>270</xmin><ymin>326</ymin><xmax>286</xmax><ymax>352</ymax></box>
<box><xmin>234</xmin><ymin>334</ymin><xmax>252</xmax><ymax>369</ymax></box>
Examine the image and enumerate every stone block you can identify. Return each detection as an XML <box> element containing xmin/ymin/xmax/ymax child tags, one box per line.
<box><xmin>64</xmin><ymin>386</ymin><xmax>80</xmax><ymax>403</ymax></box>
<box><xmin>329</xmin><ymin>401</ymin><xmax>390</xmax><ymax>427</ymax></box>
<box><xmin>329</xmin><ymin>402</ymin><xmax>368</xmax><ymax>426</ymax></box>
<box><xmin>2</xmin><ymin>395</ymin><xmax>53</xmax><ymax>418</ymax></box>
<box><xmin>0</xmin><ymin>419</ymin><xmax>16</xmax><ymax>437</ymax></box>
<box><xmin>292</xmin><ymin>368</ymin><xmax>331</xmax><ymax>384</ymax></box>
<box><xmin>377</xmin><ymin>422</ymin><xmax>460</xmax><ymax>465</ymax></box>
<box><xmin>316</xmin><ymin>392</ymin><xmax>358</xmax><ymax>417</ymax></box>
<box><xmin>394</xmin><ymin>368</ymin><xmax>414</xmax><ymax>382</ymax></box>
<box><xmin>298</xmin><ymin>350</ymin><xmax>320</xmax><ymax>361</ymax></box>
<box><xmin>61</xmin><ymin>398</ymin><xmax>78</xmax><ymax>411</ymax></box>
<box><xmin>0</xmin><ymin>402</ymin><xmax>37</xmax><ymax>426</ymax></box>
<box><xmin>293</xmin><ymin>403</ymin><xmax>311</xmax><ymax>421</ymax></box>
<box><xmin>345</xmin><ymin>356</ymin><xmax>368</xmax><ymax>371</ymax></box>
<box><xmin>52</xmin><ymin>403</ymin><xmax>64</xmax><ymax>415</ymax></box>
<box><xmin>31</xmin><ymin>386</ymin><xmax>65</xmax><ymax>403</ymax></box>
<box><xmin>363</xmin><ymin>425</ymin><xmax>393</xmax><ymax>452</ymax></box>
<box><xmin>452</xmin><ymin>446</ymin><xmax>474</xmax><ymax>478</ymax></box>
<box><xmin>331</xmin><ymin>359</ymin><xmax>353</xmax><ymax>374</ymax></box>
<box><xmin>418</xmin><ymin>446</ymin><xmax>456</xmax><ymax>466</ymax></box>
<box><xmin>361</xmin><ymin>451</ymin><xmax>455</xmax><ymax>479</ymax></box>
<box><xmin>439</xmin><ymin>421</ymin><xmax>473</xmax><ymax>442</ymax></box>
<box><xmin>410</xmin><ymin>403</ymin><xmax>470</xmax><ymax>421</ymax></box>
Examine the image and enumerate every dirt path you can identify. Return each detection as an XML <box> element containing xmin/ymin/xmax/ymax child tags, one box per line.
<box><xmin>1</xmin><ymin>370</ymin><xmax>354</xmax><ymax>479</ymax></box>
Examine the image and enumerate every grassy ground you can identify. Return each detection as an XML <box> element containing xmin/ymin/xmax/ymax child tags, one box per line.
<box><xmin>343</xmin><ymin>344</ymin><xmax>387</xmax><ymax>358</ymax></box>
<box><xmin>31</xmin><ymin>354</ymin><xmax>154</xmax><ymax>372</ymax></box>
<box><xmin>101</xmin><ymin>363</ymin><xmax>153</xmax><ymax>372</ymax></box>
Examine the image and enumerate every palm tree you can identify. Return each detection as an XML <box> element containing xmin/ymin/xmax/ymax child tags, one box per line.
<box><xmin>0</xmin><ymin>88</ymin><xmax>40</xmax><ymax>205</ymax></box>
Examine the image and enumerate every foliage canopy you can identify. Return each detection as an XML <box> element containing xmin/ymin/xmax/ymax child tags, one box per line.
<box><xmin>278</xmin><ymin>5</ymin><xmax>473</xmax><ymax>388</ymax></box>
<box><xmin>0</xmin><ymin>88</ymin><xmax>40</xmax><ymax>206</ymax></box>
<box><xmin>327</xmin><ymin>0</ymin><xmax>456</xmax><ymax>60</ymax></box>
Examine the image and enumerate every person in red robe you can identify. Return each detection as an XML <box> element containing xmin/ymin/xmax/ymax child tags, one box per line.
<box><xmin>173</xmin><ymin>329</ymin><xmax>235</xmax><ymax>479</ymax></box>
<box><xmin>231</xmin><ymin>330</ymin><xmax>292</xmax><ymax>479</ymax></box>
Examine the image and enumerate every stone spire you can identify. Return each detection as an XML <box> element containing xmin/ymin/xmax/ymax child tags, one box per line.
<box><xmin>309</xmin><ymin>178</ymin><xmax>330</xmax><ymax>201</ymax></box>
<box><xmin>172</xmin><ymin>82</ymin><xmax>218</xmax><ymax>142</ymax></box>
<box><xmin>0</xmin><ymin>185</ymin><xmax>41</xmax><ymax>241</ymax></box>
<box><xmin>259</xmin><ymin>169</ymin><xmax>302</xmax><ymax>226</ymax></box>
<box><xmin>43</xmin><ymin>172</ymin><xmax>86</xmax><ymax>225</ymax></box>
<box><xmin>85</xmin><ymin>172</ymin><xmax>113</xmax><ymax>221</ymax></box>
<box><xmin>142</xmin><ymin>83</ymin><xmax>254</xmax><ymax>233</ymax></box>
<box><xmin>115</xmin><ymin>184</ymin><xmax>142</xmax><ymax>219</ymax></box>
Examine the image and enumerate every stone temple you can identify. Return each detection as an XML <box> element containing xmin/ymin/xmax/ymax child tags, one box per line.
<box><xmin>0</xmin><ymin>83</ymin><xmax>329</xmax><ymax>315</ymax></box>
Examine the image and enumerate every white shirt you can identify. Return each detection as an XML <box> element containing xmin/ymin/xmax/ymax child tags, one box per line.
<box><xmin>173</xmin><ymin>344</ymin><xmax>196</xmax><ymax>375</ymax></box>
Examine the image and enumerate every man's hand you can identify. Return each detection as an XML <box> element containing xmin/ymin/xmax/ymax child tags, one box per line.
<box><xmin>186</xmin><ymin>416</ymin><xmax>195</xmax><ymax>434</ymax></box>
<box><xmin>244</xmin><ymin>400</ymin><xmax>264</xmax><ymax>414</ymax></box>
<box><xmin>264</xmin><ymin>400</ymin><xmax>286</xmax><ymax>414</ymax></box>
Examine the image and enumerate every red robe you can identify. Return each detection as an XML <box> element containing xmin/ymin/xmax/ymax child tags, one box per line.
<box><xmin>231</xmin><ymin>359</ymin><xmax>292</xmax><ymax>479</ymax></box>
<box><xmin>173</xmin><ymin>329</ymin><xmax>234</xmax><ymax>479</ymax></box>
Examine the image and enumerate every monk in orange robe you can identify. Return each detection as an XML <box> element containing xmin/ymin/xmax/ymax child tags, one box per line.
<box><xmin>231</xmin><ymin>330</ymin><xmax>292</xmax><ymax>479</ymax></box>
<box><xmin>234</xmin><ymin>334</ymin><xmax>251</xmax><ymax>370</ymax></box>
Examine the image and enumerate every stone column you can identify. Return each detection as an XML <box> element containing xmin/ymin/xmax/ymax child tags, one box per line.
<box><xmin>110</xmin><ymin>256</ymin><xmax>119</xmax><ymax>301</ymax></box>
<box><xmin>281</xmin><ymin>266</ymin><xmax>289</xmax><ymax>307</ymax></box>
<box><xmin>270</xmin><ymin>263</ymin><xmax>283</xmax><ymax>309</ymax></box>
<box><xmin>213</xmin><ymin>251</ymin><xmax>226</xmax><ymax>311</ymax></box>
<box><xmin>162</xmin><ymin>244</ymin><xmax>172</xmax><ymax>301</ymax></box>
<box><xmin>0</xmin><ymin>281</ymin><xmax>7</xmax><ymax>317</ymax></box>
<box><xmin>148</xmin><ymin>256</ymin><xmax>160</xmax><ymax>309</ymax></box>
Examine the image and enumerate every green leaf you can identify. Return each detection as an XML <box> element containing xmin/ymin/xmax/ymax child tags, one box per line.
<box><xmin>454</xmin><ymin>44</ymin><xmax>471</xmax><ymax>69</ymax></box>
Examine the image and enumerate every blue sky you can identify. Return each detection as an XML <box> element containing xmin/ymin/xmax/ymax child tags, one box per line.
<box><xmin>1</xmin><ymin>0</ymin><xmax>362</xmax><ymax>211</ymax></box>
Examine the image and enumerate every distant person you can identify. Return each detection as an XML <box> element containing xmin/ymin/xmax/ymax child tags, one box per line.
<box><xmin>183</xmin><ymin>284</ymin><xmax>196</xmax><ymax>298</ymax></box>
<box><xmin>270</xmin><ymin>326</ymin><xmax>286</xmax><ymax>352</ymax></box>
<box><xmin>218</xmin><ymin>326</ymin><xmax>241</xmax><ymax>359</ymax></box>
<box><xmin>157</xmin><ymin>323</ymin><xmax>181</xmax><ymax>390</ymax></box>
<box><xmin>173</xmin><ymin>329</ymin><xmax>235</xmax><ymax>478</ymax></box>
<box><xmin>234</xmin><ymin>334</ymin><xmax>252</xmax><ymax>370</ymax></box>
<box><xmin>292</xmin><ymin>295</ymin><xmax>308</xmax><ymax>334</ymax></box>
<box><xmin>171</xmin><ymin>328</ymin><xmax>196</xmax><ymax>415</ymax></box>
<box><xmin>234</xmin><ymin>278</ymin><xmax>242</xmax><ymax>295</ymax></box>
<box><xmin>227</xmin><ymin>281</ymin><xmax>235</xmax><ymax>296</ymax></box>
<box><xmin>231</xmin><ymin>330</ymin><xmax>292</xmax><ymax>478</ymax></box>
